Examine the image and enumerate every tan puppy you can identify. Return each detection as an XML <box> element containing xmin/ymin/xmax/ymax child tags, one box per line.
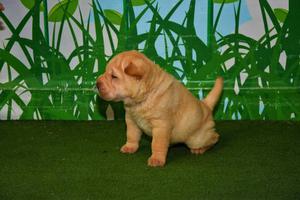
<box><xmin>96</xmin><ymin>50</ymin><xmax>223</xmax><ymax>167</ymax></box>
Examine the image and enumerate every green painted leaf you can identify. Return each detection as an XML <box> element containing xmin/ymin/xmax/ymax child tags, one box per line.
<box><xmin>273</xmin><ymin>8</ymin><xmax>288</xmax><ymax>23</ymax></box>
<box><xmin>131</xmin><ymin>0</ymin><xmax>153</xmax><ymax>6</ymax></box>
<box><xmin>103</xmin><ymin>9</ymin><xmax>122</xmax><ymax>25</ymax></box>
<box><xmin>48</xmin><ymin>0</ymin><xmax>78</xmax><ymax>22</ymax></box>
<box><xmin>20</xmin><ymin>0</ymin><xmax>44</xmax><ymax>11</ymax></box>
<box><xmin>213</xmin><ymin>0</ymin><xmax>239</xmax><ymax>4</ymax></box>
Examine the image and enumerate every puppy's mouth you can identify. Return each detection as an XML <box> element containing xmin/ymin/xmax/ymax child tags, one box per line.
<box><xmin>96</xmin><ymin>81</ymin><xmax>121</xmax><ymax>102</ymax></box>
<box><xmin>97</xmin><ymin>88</ymin><xmax>115</xmax><ymax>101</ymax></box>
<box><xmin>99</xmin><ymin>91</ymin><xmax>123</xmax><ymax>102</ymax></box>
<box><xmin>97</xmin><ymin>88</ymin><xmax>109</xmax><ymax>99</ymax></box>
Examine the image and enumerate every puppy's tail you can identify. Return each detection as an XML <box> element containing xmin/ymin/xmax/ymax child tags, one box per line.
<box><xmin>203</xmin><ymin>77</ymin><xmax>224</xmax><ymax>111</ymax></box>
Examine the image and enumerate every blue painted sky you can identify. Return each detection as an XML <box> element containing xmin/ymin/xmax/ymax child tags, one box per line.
<box><xmin>96</xmin><ymin>0</ymin><xmax>251</xmax><ymax>57</ymax></box>
<box><xmin>97</xmin><ymin>0</ymin><xmax>251</xmax><ymax>42</ymax></box>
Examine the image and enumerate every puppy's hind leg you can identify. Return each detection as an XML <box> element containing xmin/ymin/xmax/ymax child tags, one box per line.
<box><xmin>187</xmin><ymin>129</ymin><xmax>219</xmax><ymax>155</ymax></box>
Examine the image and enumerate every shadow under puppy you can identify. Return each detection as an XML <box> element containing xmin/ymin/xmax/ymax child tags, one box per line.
<box><xmin>96</xmin><ymin>50</ymin><xmax>223</xmax><ymax>167</ymax></box>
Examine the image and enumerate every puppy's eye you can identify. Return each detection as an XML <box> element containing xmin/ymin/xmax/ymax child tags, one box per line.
<box><xmin>111</xmin><ymin>74</ymin><xmax>118</xmax><ymax>79</ymax></box>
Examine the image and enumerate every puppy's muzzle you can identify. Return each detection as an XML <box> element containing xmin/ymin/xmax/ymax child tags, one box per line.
<box><xmin>96</xmin><ymin>76</ymin><xmax>107</xmax><ymax>95</ymax></box>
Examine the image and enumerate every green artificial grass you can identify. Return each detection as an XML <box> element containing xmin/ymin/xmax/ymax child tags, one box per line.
<box><xmin>0</xmin><ymin>120</ymin><xmax>300</xmax><ymax>199</ymax></box>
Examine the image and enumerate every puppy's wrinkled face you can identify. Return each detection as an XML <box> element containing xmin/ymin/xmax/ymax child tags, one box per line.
<box><xmin>96</xmin><ymin>51</ymin><xmax>148</xmax><ymax>102</ymax></box>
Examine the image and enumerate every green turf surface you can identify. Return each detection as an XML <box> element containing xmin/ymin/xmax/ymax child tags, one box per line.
<box><xmin>0</xmin><ymin>121</ymin><xmax>299</xmax><ymax>199</ymax></box>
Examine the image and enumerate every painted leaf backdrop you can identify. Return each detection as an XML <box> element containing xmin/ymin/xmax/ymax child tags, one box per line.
<box><xmin>0</xmin><ymin>0</ymin><xmax>299</xmax><ymax>120</ymax></box>
<box><xmin>48</xmin><ymin>0</ymin><xmax>79</xmax><ymax>22</ymax></box>
<box><xmin>20</xmin><ymin>0</ymin><xmax>44</xmax><ymax>11</ymax></box>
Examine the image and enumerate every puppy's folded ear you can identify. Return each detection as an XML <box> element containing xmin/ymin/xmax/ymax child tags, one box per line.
<box><xmin>124</xmin><ymin>61</ymin><xmax>144</xmax><ymax>80</ymax></box>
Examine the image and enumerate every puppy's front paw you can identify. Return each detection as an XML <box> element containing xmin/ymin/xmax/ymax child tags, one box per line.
<box><xmin>147</xmin><ymin>155</ymin><xmax>166</xmax><ymax>167</ymax></box>
<box><xmin>120</xmin><ymin>143</ymin><xmax>138</xmax><ymax>154</ymax></box>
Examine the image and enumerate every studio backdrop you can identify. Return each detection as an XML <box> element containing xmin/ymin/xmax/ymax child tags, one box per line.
<box><xmin>0</xmin><ymin>0</ymin><xmax>299</xmax><ymax>120</ymax></box>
